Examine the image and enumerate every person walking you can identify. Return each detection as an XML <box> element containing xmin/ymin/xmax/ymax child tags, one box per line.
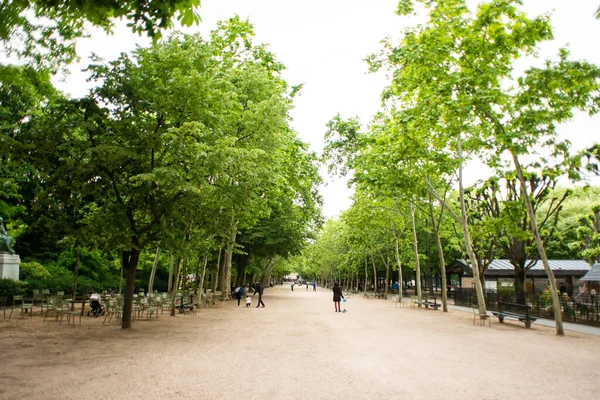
<box><xmin>313</xmin><ymin>281</ymin><xmax>317</xmax><ymax>292</ymax></box>
<box><xmin>233</xmin><ymin>286</ymin><xmax>246</xmax><ymax>307</ymax></box>
<box><xmin>306</xmin><ymin>282</ymin><xmax>308</xmax><ymax>291</ymax></box>
<box><xmin>253</xmin><ymin>281</ymin><xmax>265</xmax><ymax>308</ymax></box>
<box><xmin>291</xmin><ymin>281</ymin><xmax>295</xmax><ymax>292</ymax></box>
<box><xmin>332</xmin><ymin>282</ymin><xmax>344</xmax><ymax>312</ymax></box>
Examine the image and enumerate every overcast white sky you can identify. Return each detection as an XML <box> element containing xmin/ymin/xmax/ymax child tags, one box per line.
<box><xmin>54</xmin><ymin>0</ymin><xmax>600</xmax><ymax>218</ymax></box>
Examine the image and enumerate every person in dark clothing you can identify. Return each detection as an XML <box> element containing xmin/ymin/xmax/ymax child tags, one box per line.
<box><xmin>253</xmin><ymin>282</ymin><xmax>265</xmax><ymax>308</ymax></box>
<box><xmin>233</xmin><ymin>286</ymin><xmax>246</xmax><ymax>307</ymax></box>
<box><xmin>332</xmin><ymin>282</ymin><xmax>344</xmax><ymax>312</ymax></box>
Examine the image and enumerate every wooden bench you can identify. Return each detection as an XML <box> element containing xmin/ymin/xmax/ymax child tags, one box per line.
<box><xmin>375</xmin><ymin>292</ymin><xmax>387</xmax><ymax>299</ymax></box>
<box><xmin>491</xmin><ymin>301</ymin><xmax>537</xmax><ymax>328</ymax></box>
<box><xmin>364</xmin><ymin>292</ymin><xmax>376</xmax><ymax>299</ymax></box>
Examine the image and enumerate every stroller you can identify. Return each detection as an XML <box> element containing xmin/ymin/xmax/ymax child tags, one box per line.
<box><xmin>88</xmin><ymin>293</ymin><xmax>105</xmax><ymax>317</ymax></box>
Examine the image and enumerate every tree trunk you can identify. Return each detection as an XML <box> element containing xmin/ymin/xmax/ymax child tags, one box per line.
<box><xmin>512</xmin><ymin>152</ymin><xmax>564</xmax><ymax>335</ymax></box>
<box><xmin>197</xmin><ymin>255</ymin><xmax>208</xmax><ymax>297</ymax></box>
<box><xmin>170</xmin><ymin>257</ymin><xmax>183</xmax><ymax>317</ymax></box>
<box><xmin>426</xmin><ymin>229</ymin><xmax>434</xmax><ymax>295</ymax></box>
<box><xmin>385</xmin><ymin>250</ymin><xmax>390</xmax><ymax>299</ymax></box>
<box><xmin>262</xmin><ymin>257</ymin><xmax>276</xmax><ymax>286</ymax></box>
<box><xmin>193</xmin><ymin>255</ymin><xmax>202</xmax><ymax>292</ymax></box>
<box><xmin>457</xmin><ymin>136</ymin><xmax>487</xmax><ymax>315</ymax></box>
<box><xmin>167</xmin><ymin>254</ymin><xmax>175</xmax><ymax>295</ymax></box>
<box><xmin>364</xmin><ymin>256</ymin><xmax>368</xmax><ymax>294</ymax></box>
<box><xmin>370</xmin><ymin>254</ymin><xmax>377</xmax><ymax>293</ymax></box>
<box><xmin>392</xmin><ymin>223</ymin><xmax>403</xmax><ymax>299</ymax></box>
<box><xmin>410</xmin><ymin>203</ymin><xmax>422</xmax><ymax>303</ymax></box>
<box><xmin>430</xmin><ymin>211</ymin><xmax>448</xmax><ymax>312</ymax></box>
<box><xmin>213</xmin><ymin>246</ymin><xmax>222</xmax><ymax>293</ymax></box>
<box><xmin>220</xmin><ymin>222</ymin><xmax>238</xmax><ymax>300</ymax></box>
<box><xmin>71</xmin><ymin>245</ymin><xmax>80</xmax><ymax>311</ymax></box>
<box><xmin>182</xmin><ymin>256</ymin><xmax>188</xmax><ymax>293</ymax></box>
<box><xmin>167</xmin><ymin>254</ymin><xmax>174</xmax><ymax>295</ymax></box>
<box><xmin>148</xmin><ymin>246</ymin><xmax>160</xmax><ymax>295</ymax></box>
<box><xmin>121</xmin><ymin>248</ymin><xmax>141</xmax><ymax>329</ymax></box>
<box><xmin>514</xmin><ymin>268</ymin><xmax>526</xmax><ymax>304</ymax></box>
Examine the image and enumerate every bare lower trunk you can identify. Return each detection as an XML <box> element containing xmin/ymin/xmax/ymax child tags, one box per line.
<box><xmin>167</xmin><ymin>255</ymin><xmax>174</xmax><ymax>295</ymax></box>
<box><xmin>71</xmin><ymin>245</ymin><xmax>80</xmax><ymax>311</ymax></box>
<box><xmin>170</xmin><ymin>257</ymin><xmax>183</xmax><ymax>317</ymax></box>
<box><xmin>220</xmin><ymin>224</ymin><xmax>238</xmax><ymax>300</ymax></box>
<box><xmin>410</xmin><ymin>203</ymin><xmax>422</xmax><ymax>303</ymax></box>
<box><xmin>385</xmin><ymin>252</ymin><xmax>390</xmax><ymax>299</ymax></box>
<box><xmin>122</xmin><ymin>248</ymin><xmax>141</xmax><ymax>329</ymax></box>
<box><xmin>262</xmin><ymin>257</ymin><xmax>277</xmax><ymax>286</ymax></box>
<box><xmin>213</xmin><ymin>246</ymin><xmax>222</xmax><ymax>293</ymax></box>
<box><xmin>371</xmin><ymin>254</ymin><xmax>377</xmax><ymax>293</ymax></box>
<box><xmin>364</xmin><ymin>256</ymin><xmax>368</xmax><ymax>293</ymax></box>
<box><xmin>457</xmin><ymin>136</ymin><xmax>486</xmax><ymax>315</ymax></box>
<box><xmin>148</xmin><ymin>246</ymin><xmax>160</xmax><ymax>295</ymax></box>
<box><xmin>431</xmin><ymin>215</ymin><xmax>448</xmax><ymax>312</ymax></box>
<box><xmin>512</xmin><ymin>152</ymin><xmax>564</xmax><ymax>335</ymax></box>
<box><xmin>393</xmin><ymin>223</ymin><xmax>403</xmax><ymax>299</ymax></box>
<box><xmin>426</xmin><ymin>230</ymin><xmax>434</xmax><ymax>295</ymax></box>
<box><xmin>198</xmin><ymin>256</ymin><xmax>208</xmax><ymax>295</ymax></box>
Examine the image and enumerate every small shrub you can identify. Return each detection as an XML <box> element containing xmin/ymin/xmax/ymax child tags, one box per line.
<box><xmin>19</xmin><ymin>261</ymin><xmax>51</xmax><ymax>281</ymax></box>
<box><xmin>0</xmin><ymin>278</ymin><xmax>23</xmax><ymax>297</ymax></box>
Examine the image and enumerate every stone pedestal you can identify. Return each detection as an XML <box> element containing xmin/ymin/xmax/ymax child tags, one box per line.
<box><xmin>0</xmin><ymin>253</ymin><xmax>20</xmax><ymax>280</ymax></box>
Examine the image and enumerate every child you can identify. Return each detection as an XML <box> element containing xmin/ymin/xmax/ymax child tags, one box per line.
<box><xmin>245</xmin><ymin>295</ymin><xmax>252</xmax><ymax>308</ymax></box>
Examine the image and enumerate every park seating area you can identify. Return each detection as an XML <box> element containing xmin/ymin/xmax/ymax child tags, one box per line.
<box><xmin>491</xmin><ymin>301</ymin><xmax>537</xmax><ymax>329</ymax></box>
<box><xmin>402</xmin><ymin>295</ymin><xmax>441</xmax><ymax>310</ymax></box>
<box><xmin>0</xmin><ymin>289</ymin><xmax>227</xmax><ymax>327</ymax></box>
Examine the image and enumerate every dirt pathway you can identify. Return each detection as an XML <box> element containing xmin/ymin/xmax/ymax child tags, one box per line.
<box><xmin>1</xmin><ymin>285</ymin><xmax>598</xmax><ymax>399</ymax></box>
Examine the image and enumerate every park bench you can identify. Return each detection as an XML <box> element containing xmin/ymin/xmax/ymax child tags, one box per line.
<box><xmin>422</xmin><ymin>296</ymin><xmax>440</xmax><ymax>310</ymax></box>
<box><xmin>364</xmin><ymin>292</ymin><xmax>376</xmax><ymax>299</ymax></box>
<box><xmin>375</xmin><ymin>292</ymin><xmax>387</xmax><ymax>299</ymax></box>
<box><xmin>491</xmin><ymin>301</ymin><xmax>537</xmax><ymax>328</ymax></box>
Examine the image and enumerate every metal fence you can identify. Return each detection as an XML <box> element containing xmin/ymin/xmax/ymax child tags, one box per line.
<box><xmin>454</xmin><ymin>288</ymin><xmax>600</xmax><ymax>327</ymax></box>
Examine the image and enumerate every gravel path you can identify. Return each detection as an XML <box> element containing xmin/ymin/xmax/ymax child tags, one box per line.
<box><xmin>1</xmin><ymin>284</ymin><xmax>598</xmax><ymax>400</ymax></box>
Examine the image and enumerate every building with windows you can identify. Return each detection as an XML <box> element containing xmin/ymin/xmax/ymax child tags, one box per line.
<box><xmin>447</xmin><ymin>259</ymin><xmax>591</xmax><ymax>296</ymax></box>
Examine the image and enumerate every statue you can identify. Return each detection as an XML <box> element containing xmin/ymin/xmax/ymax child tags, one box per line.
<box><xmin>0</xmin><ymin>216</ymin><xmax>16</xmax><ymax>255</ymax></box>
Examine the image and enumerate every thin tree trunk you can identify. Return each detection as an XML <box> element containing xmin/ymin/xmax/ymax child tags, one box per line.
<box><xmin>213</xmin><ymin>246</ymin><xmax>222</xmax><ymax>293</ymax></box>
<box><xmin>426</xmin><ymin>228</ymin><xmax>434</xmax><ymax>295</ymax></box>
<box><xmin>193</xmin><ymin>255</ymin><xmax>202</xmax><ymax>292</ymax></box>
<box><xmin>71</xmin><ymin>245</ymin><xmax>80</xmax><ymax>311</ymax></box>
<box><xmin>148</xmin><ymin>246</ymin><xmax>160</xmax><ymax>295</ymax></box>
<box><xmin>182</xmin><ymin>257</ymin><xmax>188</xmax><ymax>293</ymax></box>
<box><xmin>364</xmin><ymin>256</ymin><xmax>368</xmax><ymax>294</ymax></box>
<box><xmin>512</xmin><ymin>152</ymin><xmax>564</xmax><ymax>335</ymax></box>
<box><xmin>457</xmin><ymin>136</ymin><xmax>487</xmax><ymax>315</ymax></box>
<box><xmin>167</xmin><ymin>254</ymin><xmax>174</xmax><ymax>295</ymax></box>
<box><xmin>220</xmin><ymin>221</ymin><xmax>238</xmax><ymax>300</ymax></box>
<box><xmin>170</xmin><ymin>257</ymin><xmax>183</xmax><ymax>317</ymax></box>
<box><xmin>385</xmin><ymin>251</ymin><xmax>390</xmax><ymax>298</ymax></box>
<box><xmin>371</xmin><ymin>254</ymin><xmax>377</xmax><ymax>293</ymax></box>
<box><xmin>262</xmin><ymin>257</ymin><xmax>276</xmax><ymax>286</ymax></box>
<box><xmin>430</xmin><ymin>211</ymin><xmax>448</xmax><ymax>312</ymax></box>
<box><xmin>410</xmin><ymin>203</ymin><xmax>422</xmax><ymax>304</ymax></box>
<box><xmin>392</xmin><ymin>223</ymin><xmax>403</xmax><ymax>299</ymax></box>
<box><xmin>198</xmin><ymin>256</ymin><xmax>208</xmax><ymax>295</ymax></box>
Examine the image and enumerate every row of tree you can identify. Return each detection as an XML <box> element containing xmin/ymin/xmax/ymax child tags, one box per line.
<box><xmin>301</xmin><ymin>0</ymin><xmax>600</xmax><ymax>336</ymax></box>
<box><xmin>2</xmin><ymin>15</ymin><xmax>322</xmax><ymax>328</ymax></box>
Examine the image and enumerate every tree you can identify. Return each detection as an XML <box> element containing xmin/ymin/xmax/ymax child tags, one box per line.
<box><xmin>0</xmin><ymin>0</ymin><xmax>200</xmax><ymax>70</ymax></box>
<box><xmin>387</xmin><ymin>0</ymin><xmax>600</xmax><ymax>335</ymax></box>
